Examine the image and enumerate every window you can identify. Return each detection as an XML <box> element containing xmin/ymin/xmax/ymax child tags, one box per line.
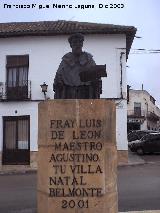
<box><xmin>2</xmin><ymin>116</ymin><xmax>30</xmax><ymax>165</ymax></box>
<box><xmin>6</xmin><ymin>55</ymin><xmax>29</xmax><ymax>100</ymax></box>
<box><xmin>134</xmin><ymin>102</ymin><xmax>141</xmax><ymax>116</ymax></box>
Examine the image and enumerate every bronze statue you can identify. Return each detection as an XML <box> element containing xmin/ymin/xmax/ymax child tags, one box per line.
<box><xmin>53</xmin><ymin>33</ymin><xmax>107</xmax><ymax>99</ymax></box>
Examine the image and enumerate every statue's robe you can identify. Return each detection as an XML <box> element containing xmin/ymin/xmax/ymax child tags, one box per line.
<box><xmin>53</xmin><ymin>52</ymin><xmax>101</xmax><ymax>99</ymax></box>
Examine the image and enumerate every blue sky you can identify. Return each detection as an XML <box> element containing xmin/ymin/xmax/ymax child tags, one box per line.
<box><xmin>0</xmin><ymin>0</ymin><xmax>160</xmax><ymax>106</ymax></box>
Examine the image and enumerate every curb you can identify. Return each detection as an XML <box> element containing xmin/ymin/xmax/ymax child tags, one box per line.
<box><xmin>118</xmin><ymin>161</ymin><xmax>146</xmax><ymax>167</ymax></box>
<box><xmin>0</xmin><ymin>169</ymin><xmax>37</xmax><ymax>175</ymax></box>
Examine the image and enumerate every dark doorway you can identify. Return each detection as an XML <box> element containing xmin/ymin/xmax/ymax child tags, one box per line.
<box><xmin>127</xmin><ymin>123</ymin><xmax>141</xmax><ymax>132</ymax></box>
<box><xmin>2</xmin><ymin>116</ymin><xmax>30</xmax><ymax>165</ymax></box>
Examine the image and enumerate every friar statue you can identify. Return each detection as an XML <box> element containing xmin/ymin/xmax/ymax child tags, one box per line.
<box><xmin>53</xmin><ymin>33</ymin><xmax>107</xmax><ymax>99</ymax></box>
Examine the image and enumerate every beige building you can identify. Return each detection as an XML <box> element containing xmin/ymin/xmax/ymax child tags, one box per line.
<box><xmin>127</xmin><ymin>89</ymin><xmax>160</xmax><ymax>132</ymax></box>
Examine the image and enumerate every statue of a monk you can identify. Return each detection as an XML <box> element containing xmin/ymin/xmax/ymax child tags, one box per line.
<box><xmin>53</xmin><ymin>33</ymin><xmax>104</xmax><ymax>99</ymax></box>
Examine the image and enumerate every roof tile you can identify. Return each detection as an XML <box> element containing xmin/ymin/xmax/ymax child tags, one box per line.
<box><xmin>0</xmin><ymin>20</ymin><xmax>137</xmax><ymax>59</ymax></box>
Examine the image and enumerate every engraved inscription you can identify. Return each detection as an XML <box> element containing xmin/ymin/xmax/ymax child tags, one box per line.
<box><xmin>48</xmin><ymin>119</ymin><xmax>105</xmax><ymax>208</ymax></box>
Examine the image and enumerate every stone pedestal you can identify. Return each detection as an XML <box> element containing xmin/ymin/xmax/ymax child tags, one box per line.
<box><xmin>37</xmin><ymin>99</ymin><xmax>118</xmax><ymax>213</ymax></box>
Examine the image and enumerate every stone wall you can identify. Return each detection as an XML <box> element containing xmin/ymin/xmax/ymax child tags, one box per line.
<box><xmin>37</xmin><ymin>99</ymin><xmax>118</xmax><ymax>213</ymax></box>
<box><xmin>117</xmin><ymin>150</ymin><xmax>128</xmax><ymax>165</ymax></box>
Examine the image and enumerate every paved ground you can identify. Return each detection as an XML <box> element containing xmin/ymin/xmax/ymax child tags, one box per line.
<box><xmin>141</xmin><ymin>154</ymin><xmax>160</xmax><ymax>164</ymax></box>
<box><xmin>119</xmin><ymin>152</ymin><xmax>160</xmax><ymax>213</ymax></box>
<box><xmin>128</xmin><ymin>150</ymin><xmax>145</xmax><ymax>165</ymax></box>
<box><xmin>0</xmin><ymin>173</ymin><xmax>37</xmax><ymax>213</ymax></box>
<box><xmin>1</xmin><ymin>151</ymin><xmax>160</xmax><ymax>213</ymax></box>
<box><xmin>118</xmin><ymin>163</ymin><xmax>160</xmax><ymax>211</ymax></box>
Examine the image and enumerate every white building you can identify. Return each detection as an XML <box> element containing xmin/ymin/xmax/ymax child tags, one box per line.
<box><xmin>127</xmin><ymin>89</ymin><xmax>160</xmax><ymax>132</ymax></box>
<box><xmin>0</xmin><ymin>20</ymin><xmax>136</xmax><ymax>170</ymax></box>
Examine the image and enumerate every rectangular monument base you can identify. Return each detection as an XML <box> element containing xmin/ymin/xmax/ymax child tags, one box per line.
<box><xmin>38</xmin><ymin>99</ymin><xmax>118</xmax><ymax>213</ymax></box>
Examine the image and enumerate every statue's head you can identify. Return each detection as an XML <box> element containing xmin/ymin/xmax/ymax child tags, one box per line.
<box><xmin>68</xmin><ymin>33</ymin><xmax>84</xmax><ymax>56</ymax></box>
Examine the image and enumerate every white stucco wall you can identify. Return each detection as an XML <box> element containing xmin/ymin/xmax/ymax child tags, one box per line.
<box><xmin>116</xmin><ymin>100</ymin><xmax>128</xmax><ymax>150</ymax></box>
<box><xmin>0</xmin><ymin>34</ymin><xmax>127</xmax><ymax>152</ymax></box>
<box><xmin>0</xmin><ymin>34</ymin><xmax>126</xmax><ymax>99</ymax></box>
